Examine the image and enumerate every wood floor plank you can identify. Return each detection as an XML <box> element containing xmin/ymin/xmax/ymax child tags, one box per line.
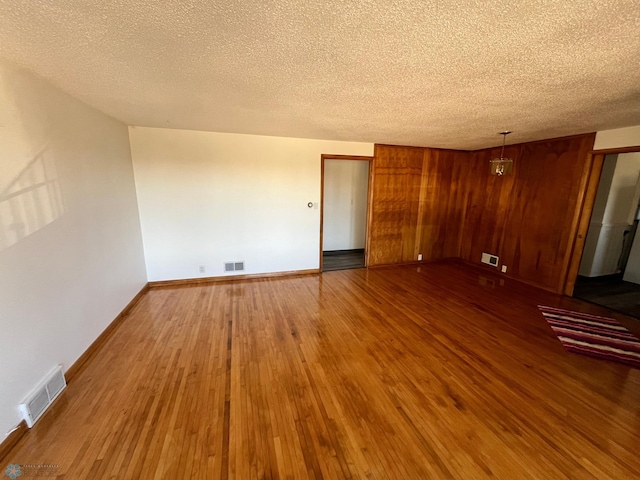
<box><xmin>3</xmin><ymin>260</ymin><xmax>640</xmax><ymax>479</ymax></box>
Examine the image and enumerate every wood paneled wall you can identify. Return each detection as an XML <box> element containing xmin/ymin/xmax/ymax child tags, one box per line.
<box><xmin>460</xmin><ymin>133</ymin><xmax>596</xmax><ymax>292</ymax></box>
<box><xmin>368</xmin><ymin>145</ymin><xmax>469</xmax><ymax>266</ymax></box>
<box><xmin>368</xmin><ymin>133</ymin><xmax>595</xmax><ymax>293</ymax></box>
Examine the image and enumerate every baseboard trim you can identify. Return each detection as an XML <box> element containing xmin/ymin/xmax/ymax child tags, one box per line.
<box><xmin>65</xmin><ymin>283</ymin><xmax>149</xmax><ymax>382</ymax></box>
<box><xmin>452</xmin><ymin>258</ymin><xmax>558</xmax><ymax>293</ymax></box>
<box><xmin>0</xmin><ymin>420</ymin><xmax>27</xmax><ymax>463</ymax></box>
<box><xmin>1</xmin><ymin>284</ymin><xmax>149</xmax><ymax>462</ymax></box>
<box><xmin>149</xmin><ymin>269</ymin><xmax>320</xmax><ymax>288</ymax></box>
<box><xmin>368</xmin><ymin>260</ymin><xmax>424</xmax><ymax>268</ymax></box>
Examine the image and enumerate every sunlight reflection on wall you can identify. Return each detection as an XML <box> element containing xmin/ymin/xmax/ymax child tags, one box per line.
<box><xmin>0</xmin><ymin>61</ymin><xmax>66</xmax><ymax>253</ymax></box>
<box><xmin>0</xmin><ymin>147</ymin><xmax>64</xmax><ymax>251</ymax></box>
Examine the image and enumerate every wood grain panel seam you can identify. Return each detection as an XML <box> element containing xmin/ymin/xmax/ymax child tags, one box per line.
<box><xmin>413</xmin><ymin>150</ymin><xmax>431</xmax><ymax>259</ymax></box>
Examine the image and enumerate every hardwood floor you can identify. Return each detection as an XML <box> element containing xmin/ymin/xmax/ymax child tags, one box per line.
<box><xmin>322</xmin><ymin>249</ymin><xmax>365</xmax><ymax>271</ymax></box>
<box><xmin>3</xmin><ymin>261</ymin><xmax>640</xmax><ymax>479</ymax></box>
<box><xmin>574</xmin><ymin>274</ymin><xmax>640</xmax><ymax>320</ymax></box>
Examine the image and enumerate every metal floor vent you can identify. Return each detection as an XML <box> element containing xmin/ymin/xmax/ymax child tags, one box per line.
<box><xmin>481</xmin><ymin>252</ymin><xmax>499</xmax><ymax>267</ymax></box>
<box><xmin>19</xmin><ymin>365</ymin><xmax>67</xmax><ymax>427</ymax></box>
<box><xmin>224</xmin><ymin>261</ymin><xmax>245</xmax><ymax>273</ymax></box>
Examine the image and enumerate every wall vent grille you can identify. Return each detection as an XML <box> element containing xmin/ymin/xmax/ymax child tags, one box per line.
<box><xmin>19</xmin><ymin>365</ymin><xmax>67</xmax><ymax>427</ymax></box>
<box><xmin>481</xmin><ymin>252</ymin><xmax>499</xmax><ymax>267</ymax></box>
<box><xmin>224</xmin><ymin>261</ymin><xmax>245</xmax><ymax>273</ymax></box>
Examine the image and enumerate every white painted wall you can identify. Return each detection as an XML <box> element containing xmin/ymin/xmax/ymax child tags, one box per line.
<box><xmin>580</xmin><ymin>224</ymin><xmax>629</xmax><ymax>277</ymax></box>
<box><xmin>621</xmin><ymin>154</ymin><xmax>640</xmax><ymax>284</ymax></box>
<box><xmin>623</xmin><ymin>234</ymin><xmax>640</xmax><ymax>284</ymax></box>
<box><xmin>594</xmin><ymin>125</ymin><xmax>640</xmax><ymax>150</ymax></box>
<box><xmin>129</xmin><ymin>127</ymin><xmax>373</xmax><ymax>281</ymax></box>
<box><xmin>323</xmin><ymin>160</ymin><xmax>369</xmax><ymax>251</ymax></box>
<box><xmin>0</xmin><ymin>61</ymin><xmax>147</xmax><ymax>440</ymax></box>
<box><xmin>579</xmin><ymin>153</ymin><xmax>640</xmax><ymax>276</ymax></box>
<box><xmin>602</xmin><ymin>153</ymin><xmax>640</xmax><ymax>226</ymax></box>
<box><xmin>579</xmin><ymin>156</ymin><xmax>617</xmax><ymax>276</ymax></box>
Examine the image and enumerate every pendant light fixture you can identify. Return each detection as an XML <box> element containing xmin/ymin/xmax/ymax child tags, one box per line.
<box><xmin>490</xmin><ymin>131</ymin><xmax>513</xmax><ymax>176</ymax></box>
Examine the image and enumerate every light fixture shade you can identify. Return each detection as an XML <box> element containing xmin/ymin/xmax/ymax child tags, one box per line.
<box><xmin>490</xmin><ymin>131</ymin><xmax>514</xmax><ymax>176</ymax></box>
<box><xmin>490</xmin><ymin>157</ymin><xmax>513</xmax><ymax>176</ymax></box>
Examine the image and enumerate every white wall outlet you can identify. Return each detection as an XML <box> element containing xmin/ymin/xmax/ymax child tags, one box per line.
<box><xmin>501</xmin><ymin>265</ymin><xmax>507</xmax><ymax>273</ymax></box>
<box><xmin>418</xmin><ymin>253</ymin><xmax>423</xmax><ymax>261</ymax></box>
<box><xmin>199</xmin><ymin>265</ymin><xmax>205</xmax><ymax>273</ymax></box>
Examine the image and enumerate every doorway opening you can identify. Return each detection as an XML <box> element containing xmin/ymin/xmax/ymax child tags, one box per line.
<box><xmin>572</xmin><ymin>151</ymin><xmax>640</xmax><ymax>318</ymax></box>
<box><xmin>320</xmin><ymin>155</ymin><xmax>373</xmax><ymax>272</ymax></box>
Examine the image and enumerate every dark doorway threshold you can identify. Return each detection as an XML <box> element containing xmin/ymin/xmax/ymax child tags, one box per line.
<box><xmin>322</xmin><ymin>249</ymin><xmax>365</xmax><ymax>272</ymax></box>
<box><xmin>573</xmin><ymin>274</ymin><xmax>640</xmax><ymax>320</ymax></box>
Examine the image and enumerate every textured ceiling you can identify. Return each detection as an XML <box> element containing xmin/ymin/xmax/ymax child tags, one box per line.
<box><xmin>0</xmin><ymin>0</ymin><xmax>639</xmax><ymax>149</ymax></box>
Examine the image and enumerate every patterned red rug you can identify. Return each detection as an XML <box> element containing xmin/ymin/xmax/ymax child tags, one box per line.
<box><xmin>538</xmin><ymin>305</ymin><xmax>640</xmax><ymax>369</ymax></box>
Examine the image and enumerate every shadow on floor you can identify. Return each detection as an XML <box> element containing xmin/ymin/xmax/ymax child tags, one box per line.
<box><xmin>573</xmin><ymin>274</ymin><xmax>640</xmax><ymax>320</ymax></box>
<box><xmin>322</xmin><ymin>249</ymin><xmax>365</xmax><ymax>272</ymax></box>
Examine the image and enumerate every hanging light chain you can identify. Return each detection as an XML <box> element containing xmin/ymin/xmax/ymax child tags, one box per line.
<box><xmin>499</xmin><ymin>131</ymin><xmax>511</xmax><ymax>160</ymax></box>
<box><xmin>490</xmin><ymin>131</ymin><xmax>513</xmax><ymax>176</ymax></box>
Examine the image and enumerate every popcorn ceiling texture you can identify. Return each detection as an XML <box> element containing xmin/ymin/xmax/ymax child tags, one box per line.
<box><xmin>0</xmin><ymin>0</ymin><xmax>639</xmax><ymax>149</ymax></box>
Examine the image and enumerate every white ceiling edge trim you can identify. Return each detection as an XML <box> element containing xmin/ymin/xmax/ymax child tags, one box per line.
<box><xmin>128</xmin><ymin>125</ymin><xmax>376</xmax><ymax>150</ymax></box>
<box><xmin>130</xmin><ymin>124</ymin><xmax>640</xmax><ymax>154</ymax></box>
<box><xmin>594</xmin><ymin>126</ymin><xmax>640</xmax><ymax>151</ymax></box>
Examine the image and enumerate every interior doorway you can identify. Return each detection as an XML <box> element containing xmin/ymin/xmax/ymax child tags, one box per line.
<box><xmin>572</xmin><ymin>151</ymin><xmax>640</xmax><ymax>318</ymax></box>
<box><xmin>320</xmin><ymin>155</ymin><xmax>373</xmax><ymax>272</ymax></box>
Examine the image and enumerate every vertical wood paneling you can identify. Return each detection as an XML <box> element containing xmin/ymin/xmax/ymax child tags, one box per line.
<box><xmin>369</xmin><ymin>134</ymin><xmax>594</xmax><ymax>292</ymax></box>
<box><xmin>502</xmin><ymin>135</ymin><xmax>595</xmax><ymax>290</ymax></box>
<box><xmin>419</xmin><ymin>149</ymin><xmax>469</xmax><ymax>260</ymax></box>
<box><xmin>459</xmin><ymin>146</ymin><xmax>518</xmax><ymax>263</ymax></box>
<box><xmin>369</xmin><ymin>145</ymin><xmax>470</xmax><ymax>266</ymax></box>
<box><xmin>459</xmin><ymin>134</ymin><xmax>596</xmax><ymax>292</ymax></box>
<box><xmin>368</xmin><ymin>145</ymin><xmax>425</xmax><ymax>265</ymax></box>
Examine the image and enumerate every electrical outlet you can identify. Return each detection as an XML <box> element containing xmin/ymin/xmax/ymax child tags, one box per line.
<box><xmin>199</xmin><ymin>265</ymin><xmax>206</xmax><ymax>273</ymax></box>
<box><xmin>418</xmin><ymin>253</ymin><xmax>423</xmax><ymax>261</ymax></box>
<box><xmin>501</xmin><ymin>265</ymin><xmax>507</xmax><ymax>273</ymax></box>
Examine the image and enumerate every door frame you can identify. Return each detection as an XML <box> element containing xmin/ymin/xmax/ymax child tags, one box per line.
<box><xmin>320</xmin><ymin>154</ymin><xmax>374</xmax><ymax>272</ymax></box>
<box><xmin>563</xmin><ymin>145</ymin><xmax>640</xmax><ymax>295</ymax></box>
